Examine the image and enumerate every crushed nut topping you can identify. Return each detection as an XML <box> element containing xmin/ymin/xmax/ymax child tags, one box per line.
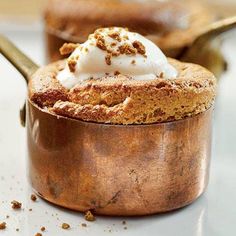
<box><xmin>111</xmin><ymin>51</ymin><xmax>120</xmax><ymax>57</ymax></box>
<box><xmin>105</xmin><ymin>54</ymin><xmax>112</xmax><ymax>65</ymax></box>
<box><xmin>94</xmin><ymin>32</ymin><xmax>99</xmax><ymax>39</ymax></box>
<box><xmin>108</xmin><ymin>32</ymin><xmax>121</xmax><ymax>42</ymax></box>
<box><xmin>68</xmin><ymin>58</ymin><xmax>77</xmax><ymax>73</ymax></box>
<box><xmin>111</xmin><ymin>42</ymin><xmax>117</xmax><ymax>47</ymax></box>
<box><xmin>62</xmin><ymin>28</ymin><xmax>149</xmax><ymax>75</ymax></box>
<box><xmin>93</xmin><ymin>28</ymin><xmax>147</xmax><ymax>66</ymax></box>
<box><xmin>60</xmin><ymin>43</ymin><xmax>78</xmax><ymax>55</ymax></box>
<box><xmin>96</xmin><ymin>35</ymin><xmax>107</xmax><ymax>51</ymax></box>
<box><xmin>132</xmin><ymin>41</ymin><xmax>146</xmax><ymax>55</ymax></box>
<box><xmin>119</xmin><ymin>43</ymin><xmax>137</xmax><ymax>55</ymax></box>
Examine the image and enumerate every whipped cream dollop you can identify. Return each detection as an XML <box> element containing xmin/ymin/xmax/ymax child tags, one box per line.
<box><xmin>57</xmin><ymin>27</ymin><xmax>177</xmax><ymax>89</ymax></box>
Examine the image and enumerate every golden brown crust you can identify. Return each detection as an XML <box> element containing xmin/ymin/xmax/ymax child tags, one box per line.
<box><xmin>44</xmin><ymin>0</ymin><xmax>216</xmax><ymax>57</ymax></box>
<box><xmin>29</xmin><ymin>61</ymin><xmax>68</xmax><ymax>107</ymax></box>
<box><xmin>29</xmin><ymin>59</ymin><xmax>216</xmax><ymax>124</ymax></box>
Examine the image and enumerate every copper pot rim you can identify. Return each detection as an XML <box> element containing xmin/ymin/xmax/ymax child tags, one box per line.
<box><xmin>28</xmin><ymin>98</ymin><xmax>213</xmax><ymax>127</ymax></box>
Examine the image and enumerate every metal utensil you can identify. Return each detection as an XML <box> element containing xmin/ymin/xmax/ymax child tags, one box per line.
<box><xmin>180</xmin><ymin>16</ymin><xmax>236</xmax><ymax>76</ymax></box>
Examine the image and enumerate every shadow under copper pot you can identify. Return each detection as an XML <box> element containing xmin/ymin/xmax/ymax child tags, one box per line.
<box><xmin>27</xmin><ymin>99</ymin><xmax>213</xmax><ymax>216</ymax></box>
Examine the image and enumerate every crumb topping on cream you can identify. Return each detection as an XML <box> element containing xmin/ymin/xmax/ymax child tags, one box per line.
<box><xmin>57</xmin><ymin>27</ymin><xmax>178</xmax><ymax>89</ymax></box>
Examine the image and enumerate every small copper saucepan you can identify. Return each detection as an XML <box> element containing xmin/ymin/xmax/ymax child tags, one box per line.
<box><xmin>0</xmin><ymin>17</ymin><xmax>235</xmax><ymax>216</ymax></box>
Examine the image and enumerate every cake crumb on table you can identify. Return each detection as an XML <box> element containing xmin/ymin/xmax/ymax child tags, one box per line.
<box><xmin>105</xmin><ymin>54</ymin><xmax>112</xmax><ymax>65</ymax></box>
<box><xmin>11</xmin><ymin>200</ymin><xmax>22</xmax><ymax>209</ymax></box>
<box><xmin>35</xmin><ymin>233</ymin><xmax>42</xmax><ymax>236</ymax></box>
<box><xmin>81</xmin><ymin>223</ymin><xmax>87</xmax><ymax>227</ymax></box>
<box><xmin>84</xmin><ymin>210</ymin><xmax>96</xmax><ymax>221</ymax></box>
<box><xmin>0</xmin><ymin>222</ymin><xmax>6</xmax><ymax>230</ymax></box>
<box><xmin>41</xmin><ymin>227</ymin><xmax>46</xmax><ymax>232</ymax></box>
<box><xmin>31</xmin><ymin>194</ymin><xmax>37</xmax><ymax>201</ymax></box>
<box><xmin>61</xmin><ymin>223</ymin><xmax>70</xmax><ymax>229</ymax></box>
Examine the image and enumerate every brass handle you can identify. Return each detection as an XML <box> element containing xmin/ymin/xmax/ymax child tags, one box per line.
<box><xmin>0</xmin><ymin>34</ymin><xmax>39</xmax><ymax>83</ymax></box>
<box><xmin>0</xmin><ymin>34</ymin><xmax>39</xmax><ymax>126</ymax></box>
<box><xmin>180</xmin><ymin>16</ymin><xmax>236</xmax><ymax>60</ymax></box>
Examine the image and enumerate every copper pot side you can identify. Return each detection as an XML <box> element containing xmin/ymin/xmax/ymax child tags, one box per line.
<box><xmin>27</xmin><ymin>99</ymin><xmax>213</xmax><ymax>216</ymax></box>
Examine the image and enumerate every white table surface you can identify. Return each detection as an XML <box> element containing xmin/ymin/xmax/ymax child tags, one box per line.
<box><xmin>0</xmin><ymin>26</ymin><xmax>236</xmax><ymax>236</ymax></box>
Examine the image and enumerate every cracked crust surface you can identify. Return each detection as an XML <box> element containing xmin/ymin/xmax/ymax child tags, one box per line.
<box><xmin>29</xmin><ymin>59</ymin><xmax>216</xmax><ymax>124</ymax></box>
<box><xmin>44</xmin><ymin>0</ymin><xmax>215</xmax><ymax>57</ymax></box>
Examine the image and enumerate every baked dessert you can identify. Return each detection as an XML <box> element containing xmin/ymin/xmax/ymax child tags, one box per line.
<box><xmin>29</xmin><ymin>27</ymin><xmax>216</xmax><ymax>125</ymax></box>
<box><xmin>44</xmin><ymin>0</ymin><xmax>216</xmax><ymax>61</ymax></box>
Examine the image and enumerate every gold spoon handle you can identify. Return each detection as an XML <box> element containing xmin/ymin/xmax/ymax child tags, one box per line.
<box><xmin>0</xmin><ymin>34</ymin><xmax>39</xmax><ymax>84</ymax></box>
<box><xmin>0</xmin><ymin>34</ymin><xmax>39</xmax><ymax>127</ymax></box>
<box><xmin>181</xmin><ymin>16</ymin><xmax>236</xmax><ymax>59</ymax></box>
<box><xmin>197</xmin><ymin>16</ymin><xmax>236</xmax><ymax>44</ymax></box>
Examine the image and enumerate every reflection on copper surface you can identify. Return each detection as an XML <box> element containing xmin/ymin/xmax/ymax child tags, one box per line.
<box><xmin>27</xmin><ymin>99</ymin><xmax>213</xmax><ymax>216</ymax></box>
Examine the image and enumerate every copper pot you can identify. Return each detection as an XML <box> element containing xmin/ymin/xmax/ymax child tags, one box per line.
<box><xmin>1</xmin><ymin>35</ymin><xmax>213</xmax><ymax>216</ymax></box>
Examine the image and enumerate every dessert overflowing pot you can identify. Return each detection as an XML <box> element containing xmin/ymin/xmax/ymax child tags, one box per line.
<box><xmin>0</xmin><ymin>27</ymin><xmax>217</xmax><ymax>216</ymax></box>
<box><xmin>44</xmin><ymin>0</ymin><xmax>236</xmax><ymax>77</ymax></box>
